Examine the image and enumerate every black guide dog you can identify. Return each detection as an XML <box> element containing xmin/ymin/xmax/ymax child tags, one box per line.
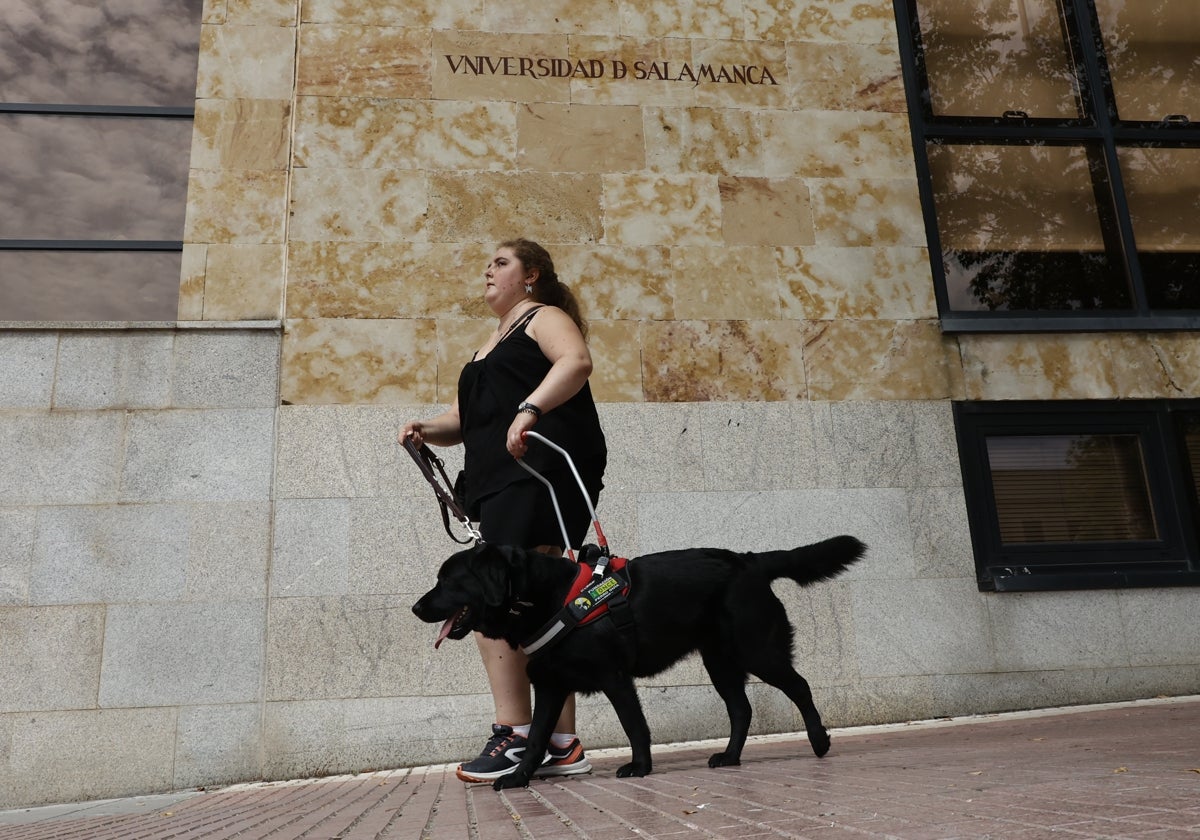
<box><xmin>412</xmin><ymin>535</ymin><xmax>866</xmax><ymax>790</ymax></box>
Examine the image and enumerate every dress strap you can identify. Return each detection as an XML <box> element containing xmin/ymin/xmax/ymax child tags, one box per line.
<box><xmin>498</xmin><ymin>305</ymin><xmax>544</xmax><ymax>343</ymax></box>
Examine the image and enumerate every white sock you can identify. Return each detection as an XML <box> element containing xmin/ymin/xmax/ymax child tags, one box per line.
<box><xmin>510</xmin><ymin>724</ymin><xmax>531</xmax><ymax>738</ymax></box>
<box><xmin>550</xmin><ymin>732</ymin><xmax>576</xmax><ymax>749</ymax></box>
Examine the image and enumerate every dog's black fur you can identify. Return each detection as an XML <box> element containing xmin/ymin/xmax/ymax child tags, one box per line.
<box><xmin>412</xmin><ymin>535</ymin><xmax>866</xmax><ymax>789</ymax></box>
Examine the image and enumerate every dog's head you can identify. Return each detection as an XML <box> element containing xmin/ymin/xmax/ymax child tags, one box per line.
<box><xmin>412</xmin><ymin>543</ymin><xmax>524</xmax><ymax>648</ymax></box>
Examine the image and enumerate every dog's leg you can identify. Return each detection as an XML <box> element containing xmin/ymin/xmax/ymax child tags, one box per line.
<box><xmin>753</xmin><ymin>663</ymin><xmax>831</xmax><ymax>757</ymax></box>
<box><xmin>601</xmin><ymin>677</ymin><xmax>653</xmax><ymax>777</ymax></box>
<box><xmin>492</xmin><ymin>683</ymin><xmax>568</xmax><ymax>791</ymax></box>
<box><xmin>700</xmin><ymin>648</ymin><xmax>752</xmax><ymax>767</ymax></box>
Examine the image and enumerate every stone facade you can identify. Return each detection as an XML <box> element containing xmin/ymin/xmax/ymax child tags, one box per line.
<box><xmin>1</xmin><ymin>0</ymin><xmax>1198</xmax><ymax>810</ymax></box>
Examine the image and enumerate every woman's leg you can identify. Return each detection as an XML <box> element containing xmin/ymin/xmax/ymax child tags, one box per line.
<box><xmin>475</xmin><ymin>542</ymin><xmax>575</xmax><ymax>734</ymax></box>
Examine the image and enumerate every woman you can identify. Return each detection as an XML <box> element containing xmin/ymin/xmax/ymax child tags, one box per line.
<box><xmin>400</xmin><ymin>238</ymin><xmax>607</xmax><ymax>783</ymax></box>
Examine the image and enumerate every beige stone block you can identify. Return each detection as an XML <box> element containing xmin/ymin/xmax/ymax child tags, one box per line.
<box><xmin>197</xmin><ymin>24</ymin><xmax>296</xmax><ymax>100</ymax></box>
<box><xmin>669</xmin><ymin>246</ymin><xmax>782</xmax><ymax>320</ymax></box>
<box><xmin>191</xmin><ymin>99</ymin><xmax>290</xmax><ymax>170</ymax></box>
<box><xmin>644</xmin><ymin>106</ymin><xmax>765</xmax><ymax>176</ymax></box>
<box><xmin>302</xmin><ymin>0</ymin><xmax>481</xmax><ymax>27</ymax></box>
<box><xmin>779</xmin><ymin>246</ymin><xmax>936</xmax><ymax>320</ymax></box>
<box><xmin>202</xmin><ymin>244</ymin><xmax>285</xmax><ymax>320</ymax></box>
<box><xmin>1109</xmin><ymin>334</ymin><xmax>1200</xmax><ymax>398</ymax></box>
<box><xmin>437</xmin><ymin>319</ymin><xmax>493</xmax><ymax>403</ymax></box>
<box><xmin>178</xmin><ymin>245</ymin><xmax>207</xmax><ymax>320</ymax></box>
<box><xmin>184</xmin><ymin>169</ymin><xmax>288</xmax><ymax>244</ymax></box>
<box><xmin>203</xmin><ymin>0</ymin><xmax>227</xmax><ymax>24</ymax></box>
<box><xmin>958</xmin><ymin>334</ymin><xmax>1124</xmax><ymax>401</ymax></box>
<box><xmin>484</xmin><ymin>0</ymin><xmax>622</xmax><ymax>34</ymax></box>
<box><xmin>298</xmin><ymin>25</ymin><xmax>431</xmax><ymax>98</ymax></box>
<box><xmin>281</xmin><ymin>318</ymin><xmax>439</xmax><ymax>404</ymax></box>
<box><xmin>719</xmin><ymin>177</ymin><xmax>814</xmax><ymax>246</ymax></box>
<box><xmin>603</xmin><ymin>173</ymin><xmax>722</xmax><ymax>247</ymax></box>
<box><xmin>787</xmin><ymin>41</ymin><xmax>906</xmax><ymax>112</ymax></box>
<box><xmin>810</xmin><ymin>178</ymin><xmax>926</xmax><ymax>247</ymax></box>
<box><xmin>289</xmin><ymin>169</ymin><xmax>428</xmax><ymax>243</ymax></box>
<box><xmin>426</xmin><ymin>172</ymin><xmax>603</xmax><ymax>243</ymax></box>
<box><xmin>620</xmin><ymin>0</ymin><xmax>745</xmax><ymax>38</ymax></box>
<box><xmin>294</xmin><ymin>98</ymin><xmax>516</xmax><ymax>170</ymax></box>
<box><xmin>642</xmin><ymin>320</ymin><xmax>807</xmax><ymax>401</ymax></box>
<box><xmin>287</xmin><ymin>242</ymin><xmax>491</xmax><ymax>319</ymax></box>
<box><xmin>568</xmin><ymin>36</ymin><xmax>699</xmax><ymax>107</ymax></box>
<box><xmin>552</xmin><ymin>245</ymin><xmax>674</xmax><ymax>321</ymax></box>
<box><xmin>692</xmin><ymin>39</ymin><xmax>790</xmax><ymax>110</ymax></box>
<box><xmin>227</xmin><ymin>0</ymin><xmax>297</xmax><ymax>25</ymax></box>
<box><xmin>805</xmin><ymin>320</ymin><xmax>964</xmax><ymax>401</ymax></box>
<box><xmin>762</xmin><ymin>110</ymin><xmax>913</xmax><ymax>180</ymax></box>
<box><xmin>432</xmin><ymin>31</ymin><xmax>572</xmax><ymax>103</ymax></box>
<box><xmin>746</xmin><ymin>0</ymin><xmax>897</xmax><ymax>45</ymax></box>
<box><xmin>517</xmin><ymin>104</ymin><xmax>644</xmax><ymax>173</ymax></box>
<box><xmin>587</xmin><ymin>320</ymin><xmax>644</xmax><ymax>402</ymax></box>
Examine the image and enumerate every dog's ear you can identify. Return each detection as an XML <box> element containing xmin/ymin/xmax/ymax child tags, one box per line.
<box><xmin>469</xmin><ymin>544</ymin><xmax>511</xmax><ymax>607</ymax></box>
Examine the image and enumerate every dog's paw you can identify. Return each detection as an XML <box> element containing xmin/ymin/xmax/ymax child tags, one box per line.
<box><xmin>707</xmin><ymin>752</ymin><xmax>741</xmax><ymax>768</ymax></box>
<box><xmin>809</xmin><ymin>727</ymin><xmax>831</xmax><ymax>758</ymax></box>
<box><xmin>615</xmin><ymin>762</ymin><xmax>650</xmax><ymax>778</ymax></box>
<box><xmin>493</xmin><ymin>771</ymin><xmax>531</xmax><ymax>790</ymax></box>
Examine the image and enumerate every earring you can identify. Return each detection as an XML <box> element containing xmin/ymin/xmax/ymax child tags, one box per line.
<box><xmin>525</xmin><ymin>283</ymin><xmax>533</xmax><ymax>294</ymax></box>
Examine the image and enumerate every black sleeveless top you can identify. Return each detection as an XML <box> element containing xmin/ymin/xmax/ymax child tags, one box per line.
<box><xmin>457</xmin><ymin>306</ymin><xmax>607</xmax><ymax>512</ymax></box>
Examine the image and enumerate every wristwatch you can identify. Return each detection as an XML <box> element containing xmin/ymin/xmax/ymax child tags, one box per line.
<box><xmin>517</xmin><ymin>401</ymin><xmax>542</xmax><ymax>419</ymax></box>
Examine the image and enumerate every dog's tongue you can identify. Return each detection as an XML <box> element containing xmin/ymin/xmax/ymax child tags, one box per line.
<box><xmin>434</xmin><ymin>616</ymin><xmax>455</xmax><ymax>649</ymax></box>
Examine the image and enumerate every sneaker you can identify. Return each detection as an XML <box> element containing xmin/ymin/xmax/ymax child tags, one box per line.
<box><xmin>536</xmin><ymin>738</ymin><xmax>592</xmax><ymax>778</ymax></box>
<box><xmin>456</xmin><ymin>724</ymin><xmax>530</xmax><ymax>783</ymax></box>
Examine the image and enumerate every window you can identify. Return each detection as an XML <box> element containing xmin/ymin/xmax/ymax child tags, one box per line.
<box><xmin>955</xmin><ymin>400</ymin><xmax>1200</xmax><ymax>591</ymax></box>
<box><xmin>894</xmin><ymin>0</ymin><xmax>1200</xmax><ymax>332</ymax></box>
<box><xmin>0</xmin><ymin>0</ymin><xmax>203</xmax><ymax>321</ymax></box>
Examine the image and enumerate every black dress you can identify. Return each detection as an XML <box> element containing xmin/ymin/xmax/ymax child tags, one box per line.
<box><xmin>457</xmin><ymin>306</ymin><xmax>607</xmax><ymax>546</ymax></box>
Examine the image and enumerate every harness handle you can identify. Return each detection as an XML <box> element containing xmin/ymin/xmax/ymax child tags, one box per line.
<box><xmin>517</xmin><ymin>430</ymin><xmax>610</xmax><ymax>564</ymax></box>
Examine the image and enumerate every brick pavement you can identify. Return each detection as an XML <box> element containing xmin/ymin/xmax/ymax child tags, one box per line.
<box><xmin>2</xmin><ymin>697</ymin><xmax>1198</xmax><ymax>839</ymax></box>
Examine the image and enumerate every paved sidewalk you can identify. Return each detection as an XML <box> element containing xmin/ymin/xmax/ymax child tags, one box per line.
<box><xmin>2</xmin><ymin>697</ymin><xmax>1197</xmax><ymax>839</ymax></box>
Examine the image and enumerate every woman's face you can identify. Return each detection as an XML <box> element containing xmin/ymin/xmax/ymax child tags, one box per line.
<box><xmin>484</xmin><ymin>247</ymin><xmax>532</xmax><ymax>313</ymax></box>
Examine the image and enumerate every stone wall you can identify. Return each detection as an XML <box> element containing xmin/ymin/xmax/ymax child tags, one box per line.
<box><xmin>0</xmin><ymin>328</ymin><xmax>278</xmax><ymax>807</ymax></box>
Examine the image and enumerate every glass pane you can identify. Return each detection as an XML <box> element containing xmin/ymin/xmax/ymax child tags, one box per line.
<box><xmin>0</xmin><ymin>115</ymin><xmax>192</xmax><ymax>241</ymax></box>
<box><xmin>916</xmin><ymin>0</ymin><xmax>1082</xmax><ymax>119</ymax></box>
<box><xmin>986</xmin><ymin>434</ymin><xmax>1158</xmax><ymax>544</ymax></box>
<box><xmin>0</xmin><ymin>250</ymin><xmax>182</xmax><ymax>321</ymax></box>
<box><xmin>0</xmin><ymin>0</ymin><xmax>203</xmax><ymax>107</ymax></box>
<box><xmin>1094</xmin><ymin>0</ymin><xmax>1200</xmax><ymax>123</ymax></box>
<box><xmin>928</xmin><ymin>142</ymin><xmax>1130</xmax><ymax>310</ymax></box>
<box><xmin>1117</xmin><ymin>147</ymin><xmax>1200</xmax><ymax>309</ymax></box>
<box><xmin>1182</xmin><ymin>414</ymin><xmax>1200</xmax><ymax>532</ymax></box>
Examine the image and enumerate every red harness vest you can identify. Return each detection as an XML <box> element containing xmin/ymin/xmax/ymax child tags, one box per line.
<box><xmin>522</xmin><ymin>556</ymin><xmax>631</xmax><ymax>656</ymax></box>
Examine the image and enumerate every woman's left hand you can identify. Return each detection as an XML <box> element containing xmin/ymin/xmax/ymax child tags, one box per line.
<box><xmin>506</xmin><ymin>411</ymin><xmax>538</xmax><ymax>458</ymax></box>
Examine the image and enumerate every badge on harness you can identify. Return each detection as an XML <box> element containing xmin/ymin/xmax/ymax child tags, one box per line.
<box><xmin>569</xmin><ymin>574</ymin><xmax>623</xmax><ymax>622</ymax></box>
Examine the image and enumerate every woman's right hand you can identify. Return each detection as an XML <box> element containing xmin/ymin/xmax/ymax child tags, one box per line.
<box><xmin>399</xmin><ymin>421</ymin><xmax>424</xmax><ymax>447</ymax></box>
<box><xmin>398</xmin><ymin>401</ymin><xmax>465</xmax><ymax>448</ymax></box>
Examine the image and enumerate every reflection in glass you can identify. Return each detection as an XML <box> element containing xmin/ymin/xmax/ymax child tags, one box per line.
<box><xmin>928</xmin><ymin>142</ymin><xmax>1129</xmax><ymax>310</ymax></box>
<box><xmin>0</xmin><ymin>115</ymin><xmax>191</xmax><ymax>240</ymax></box>
<box><xmin>0</xmin><ymin>251</ymin><xmax>182</xmax><ymax>320</ymax></box>
<box><xmin>0</xmin><ymin>0</ymin><xmax>203</xmax><ymax>107</ymax></box>
<box><xmin>1094</xmin><ymin>0</ymin><xmax>1200</xmax><ymax>123</ymax></box>
<box><xmin>1182</xmin><ymin>414</ymin><xmax>1200</xmax><ymax>528</ymax></box>
<box><xmin>1117</xmin><ymin>147</ymin><xmax>1200</xmax><ymax>309</ymax></box>
<box><xmin>916</xmin><ymin>0</ymin><xmax>1082</xmax><ymax>119</ymax></box>
<box><xmin>986</xmin><ymin>434</ymin><xmax>1158</xmax><ymax>544</ymax></box>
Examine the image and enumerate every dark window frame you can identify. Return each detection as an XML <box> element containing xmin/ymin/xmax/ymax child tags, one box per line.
<box><xmin>0</xmin><ymin>103</ymin><xmax>193</xmax><ymax>256</ymax></box>
<box><xmin>893</xmin><ymin>0</ymin><xmax>1200</xmax><ymax>333</ymax></box>
<box><xmin>955</xmin><ymin>399</ymin><xmax>1200</xmax><ymax>591</ymax></box>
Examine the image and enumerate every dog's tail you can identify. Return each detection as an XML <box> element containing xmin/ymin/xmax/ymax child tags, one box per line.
<box><xmin>753</xmin><ymin>535</ymin><xmax>867</xmax><ymax>586</ymax></box>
